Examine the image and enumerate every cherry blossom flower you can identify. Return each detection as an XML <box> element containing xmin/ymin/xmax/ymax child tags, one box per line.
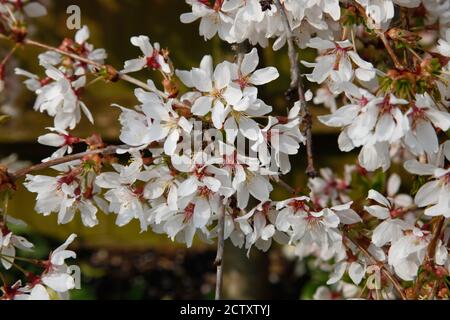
<box><xmin>313</xmin><ymin>86</ymin><xmax>337</xmax><ymax>112</ymax></box>
<box><xmin>0</xmin><ymin>228</ymin><xmax>34</xmax><ymax>270</ymax></box>
<box><xmin>364</xmin><ymin>182</ymin><xmax>412</xmax><ymax>247</ymax></box>
<box><xmin>32</xmin><ymin>65</ymin><xmax>93</xmax><ymax>130</ymax></box>
<box><xmin>302</xmin><ymin>38</ymin><xmax>376</xmax><ymax>85</ymax></box>
<box><xmin>38</xmin><ymin>128</ymin><xmax>81</xmax><ymax>160</ymax></box>
<box><xmin>116</xmin><ymin>89</ymin><xmax>192</xmax><ymax>154</ymax></box>
<box><xmin>404</xmin><ymin>141</ymin><xmax>450</xmax><ymax>218</ymax></box>
<box><xmin>404</xmin><ymin>93</ymin><xmax>450</xmax><ymax>156</ymax></box>
<box><xmin>253</xmin><ymin>103</ymin><xmax>304</xmax><ymax>174</ymax></box>
<box><xmin>176</xmin><ymin>55</ymin><xmax>242</xmax><ymax>127</ymax></box>
<box><xmin>235</xmin><ymin>201</ymin><xmax>287</xmax><ymax>255</ymax></box>
<box><xmin>40</xmin><ymin>234</ymin><xmax>78</xmax><ymax>293</ymax></box>
<box><xmin>330</xmin><ymin>244</ymin><xmax>387</xmax><ymax>289</ymax></box>
<box><xmin>122</xmin><ymin>36</ymin><xmax>170</xmax><ymax>74</ymax></box>
<box><xmin>0</xmin><ymin>0</ymin><xmax>47</xmax><ymax>19</ymax></box>
<box><xmin>95</xmin><ymin>153</ymin><xmax>152</xmax><ymax>231</ymax></box>
<box><xmin>180</xmin><ymin>0</ymin><xmax>235</xmax><ymax>42</ymax></box>
<box><xmin>319</xmin><ymin>92</ymin><xmax>410</xmax><ymax>171</ymax></box>
<box><xmin>25</xmin><ymin>168</ymin><xmax>102</xmax><ymax>228</ymax></box>
<box><xmin>275</xmin><ymin>197</ymin><xmax>359</xmax><ymax>259</ymax></box>
<box><xmin>388</xmin><ymin>228</ymin><xmax>430</xmax><ymax>281</ymax></box>
<box><xmin>15</xmin><ymin>284</ymin><xmax>50</xmax><ymax>300</ymax></box>
<box><xmin>309</xmin><ymin>166</ymin><xmax>354</xmax><ymax>208</ymax></box>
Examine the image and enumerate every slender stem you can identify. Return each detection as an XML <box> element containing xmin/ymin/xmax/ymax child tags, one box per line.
<box><xmin>23</xmin><ymin>38</ymin><xmax>169</xmax><ymax>98</ymax></box>
<box><xmin>0</xmin><ymin>254</ymin><xmax>41</xmax><ymax>265</ymax></box>
<box><xmin>0</xmin><ymin>256</ymin><xmax>28</xmax><ymax>276</ymax></box>
<box><xmin>350</xmin><ymin>1</ymin><xmax>405</xmax><ymax>71</ymax></box>
<box><xmin>376</xmin><ymin>32</ymin><xmax>405</xmax><ymax>70</ymax></box>
<box><xmin>426</xmin><ymin>217</ymin><xmax>446</xmax><ymax>261</ymax></box>
<box><xmin>0</xmin><ymin>35</ymin><xmax>171</xmax><ymax>101</ymax></box>
<box><xmin>347</xmin><ymin>236</ymin><xmax>407</xmax><ymax>300</ymax></box>
<box><xmin>271</xmin><ymin>176</ymin><xmax>298</xmax><ymax>195</ymax></box>
<box><xmin>10</xmin><ymin>144</ymin><xmax>128</xmax><ymax>181</ymax></box>
<box><xmin>274</xmin><ymin>0</ymin><xmax>316</xmax><ymax>178</ymax></box>
<box><xmin>0</xmin><ymin>44</ymin><xmax>18</xmax><ymax>66</ymax></box>
<box><xmin>0</xmin><ymin>271</ymin><xmax>6</xmax><ymax>286</ymax></box>
<box><xmin>214</xmin><ymin>205</ymin><xmax>225</xmax><ymax>300</ymax></box>
<box><xmin>24</xmin><ymin>39</ymin><xmax>102</xmax><ymax>67</ymax></box>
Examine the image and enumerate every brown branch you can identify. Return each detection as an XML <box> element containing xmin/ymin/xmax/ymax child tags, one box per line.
<box><xmin>376</xmin><ymin>32</ymin><xmax>405</xmax><ymax>70</ymax></box>
<box><xmin>0</xmin><ymin>34</ymin><xmax>173</xmax><ymax>100</ymax></box>
<box><xmin>214</xmin><ymin>205</ymin><xmax>225</xmax><ymax>300</ymax></box>
<box><xmin>10</xmin><ymin>144</ymin><xmax>128</xmax><ymax>181</ymax></box>
<box><xmin>23</xmin><ymin>38</ymin><xmax>170</xmax><ymax>98</ymax></box>
<box><xmin>271</xmin><ymin>176</ymin><xmax>298</xmax><ymax>195</ymax></box>
<box><xmin>274</xmin><ymin>0</ymin><xmax>316</xmax><ymax>178</ymax></box>
<box><xmin>350</xmin><ymin>1</ymin><xmax>405</xmax><ymax>71</ymax></box>
<box><xmin>346</xmin><ymin>235</ymin><xmax>408</xmax><ymax>300</ymax></box>
<box><xmin>426</xmin><ymin>217</ymin><xmax>446</xmax><ymax>261</ymax></box>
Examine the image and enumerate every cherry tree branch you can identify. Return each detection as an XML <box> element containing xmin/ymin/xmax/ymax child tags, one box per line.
<box><xmin>350</xmin><ymin>1</ymin><xmax>406</xmax><ymax>70</ymax></box>
<box><xmin>426</xmin><ymin>217</ymin><xmax>446</xmax><ymax>261</ymax></box>
<box><xmin>375</xmin><ymin>32</ymin><xmax>405</xmax><ymax>70</ymax></box>
<box><xmin>10</xmin><ymin>144</ymin><xmax>128</xmax><ymax>181</ymax></box>
<box><xmin>271</xmin><ymin>176</ymin><xmax>298</xmax><ymax>195</ymax></box>
<box><xmin>214</xmin><ymin>205</ymin><xmax>225</xmax><ymax>300</ymax></box>
<box><xmin>274</xmin><ymin>0</ymin><xmax>316</xmax><ymax>178</ymax></box>
<box><xmin>0</xmin><ymin>34</ymin><xmax>171</xmax><ymax>100</ymax></box>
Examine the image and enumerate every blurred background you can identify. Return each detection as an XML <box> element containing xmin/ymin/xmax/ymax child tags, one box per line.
<box><xmin>0</xmin><ymin>0</ymin><xmax>365</xmax><ymax>299</ymax></box>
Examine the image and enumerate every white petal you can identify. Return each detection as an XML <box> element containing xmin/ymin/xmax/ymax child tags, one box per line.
<box><xmin>349</xmin><ymin>262</ymin><xmax>365</xmax><ymax>285</ymax></box>
<box><xmin>416</xmin><ymin>120</ymin><xmax>439</xmax><ymax>155</ymax></box>
<box><xmin>249</xmin><ymin>67</ymin><xmax>279</xmax><ymax>85</ymax></box>
<box><xmin>241</xmin><ymin>48</ymin><xmax>259</xmax><ymax>76</ymax></box>
<box><xmin>191</xmin><ymin>96</ymin><xmax>213</xmax><ymax>116</ymax></box>
<box><xmin>404</xmin><ymin>160</ymin><xmax>436</xmax><ymax>176</ymax></box>
<box><xmin>415</xmin><ymin>181</ymin><xmax>440</xmax><ymax>207</ymax></box>
<box><xmin>24</xmin><ymin>2</ymin><xmax>47</xmax><ymax>17</ymax></box>
<box><xmin>192</xmin><ymin>68</ymin><xmax>213</xmax><ymax>92</ymax></box>
<box><xmin>368</xmin><ymin>189</ymin><xmax>391</xmax><ymax>207</ymax></box>
<box><xmin>387</xmin><ymin>173</ymin><xmax>401</xmax><ymax>197</ymax></box>
<box><xmin>193</xmin><ymin>198</ymin><xmax>211</xmax><ymax>228</ymax></box>
<box><xmin>38</xmin><ymin>133</ymin><xmax>65</xmax><ymax>147</ymax></box>
<box><xmin>327</xmin><ymin>262</ymin><xmax>347</xmax><ymax>285</ymax></box>
<box><xmin>238</xmin><ymin>117</ymin><xmax>261</xmax><ymax>141</ymax></box>
<box><xmin>213</xmin><ymin>62</ymin><xmax>231</xmax><ymax>90</ymax></box>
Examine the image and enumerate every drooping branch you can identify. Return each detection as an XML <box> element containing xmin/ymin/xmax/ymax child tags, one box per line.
<box><xmin>426</xmin><ymin>217</ymin><xmax>446</xmax><ymax>261</ymax></box>
<box><xmin>214</xmin><ymin>205</ymin><xmax>225</xmax><ymax>300</ymax></box>
<box><xmin>274</xmin><ymin>0</ymin><xmax>316</xmax><ymax>178</ymax></box>
<box><xmin>0</xmin><ymin>34</ymin><xmax>173</xmax><ymax>101</ymax></box>
<box><xmin>10</xmin><ymin>144</ymin><xmax>129</xmax><ymax>181</ymax></box>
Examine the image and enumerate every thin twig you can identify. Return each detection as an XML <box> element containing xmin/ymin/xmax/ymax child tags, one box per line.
<box><xmin>10</xmin><ymin>144</ymin><xmax>128</xmax><ymax>181</ymax></box>
<box><xmin>376</xmin><ymin>32</ymin><xmax>405</xmax><ymax>70</ymax></box>
<box><xmin>271</xmin><ymin>176</ymin><xmax>298</xmax><ymax>195</ymax></box>
<box><xmin>426</xmin><ymin>217</ymin><xmax>446</xmax><ymax>261</ymax></box>
<box><xmin>274</xmin><ymin>0</ymin><xmax>316</xmax><ymax>178</ymax></box>
<box><xmin>24</xmin><ymin>39</ymin><xmax>102</xmax><ymax>67</ymax></box>
<box><xmin>0</xmin><ymin>44</ymin><xmax>18</xmax><ymax>66</ymax></box>
<box><xmin>214</xmin><ymin>205</ymin><xmax>225</xmax><ymax>300</ymax></box>
<box><xmin>0</xmin><ymin>35</ymin><xmax>172</xmax><ymax>101</ymax></box>
<box><xmin>349</xmin><ymin>1</ymin><xmax>405</xmax><ymax>71</ymax></box>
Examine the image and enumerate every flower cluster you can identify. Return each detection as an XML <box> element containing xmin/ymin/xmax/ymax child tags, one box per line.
<box><xmin>16</xmin><ymin>26</ymin><xmax>106</xmax><ymax>130</ymax></box>
<box><xmin>0</xmin><ymin>216</ymin><xmax>78</xmax><ymax>300</ymax></box>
